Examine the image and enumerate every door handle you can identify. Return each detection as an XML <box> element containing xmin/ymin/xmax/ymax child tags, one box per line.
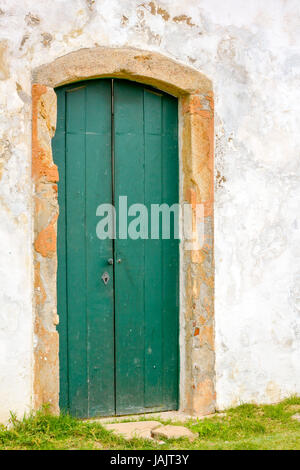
<box><xmin>107</xmin><ymin>258</ymin><xmax>114</xmax><ymax>265</ymax></box>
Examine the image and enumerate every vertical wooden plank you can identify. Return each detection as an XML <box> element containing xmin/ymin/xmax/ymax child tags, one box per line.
<box><xmin>65</xmin><ymin>86</ymin><xmax>88</xmax><ymax>417</ymax></box>
<box><xmin>114</xmin><ymin>80</ymin><xmax>145</xmax><ymax>414</ymax></box>
<box><xmin>162</xmin><ymin>94</ymin><xmax>179</xmax><ymax>409</ymax></box>
<box><xmin>53</xmin><ymin>88</ymin><xmax>68</xmax><ymax>412</ymax></box>
<box><xmin>56</xmin><ymin>80</ymin><xmax>115</xmax><ymax>418</ymax></box>
<box><xmin>85</xmin><ymin>80</ymin><xmax>115</xmax><ymax>416</ymax></box>
<box><xmin>143</xmin><ymin>89</ymin><xmax>164</xmax><ymax>408</ymax></box>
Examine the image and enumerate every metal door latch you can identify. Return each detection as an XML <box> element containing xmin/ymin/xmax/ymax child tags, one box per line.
<box><xmin>101</xmin><ymin>272</ymin><xmax>110</xmax><ymax>285</ymax></box>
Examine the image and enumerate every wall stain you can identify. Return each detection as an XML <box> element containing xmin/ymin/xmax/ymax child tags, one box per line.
<box><xmin>121</xmin><ymin>15</ymin><xmax>129</xmax><ymax>26</ymax></box>
<box><xmin>16</xmin><ymin>83</ymin><xmax>31</xmax><ymax>104</ymax></box>
<box><xmin>0</xmin><ymin>41</ymin><xmax>10</xmax><ymax>80</ymax></box>
<box><xmin>41</xmin><ymin>33</ymin><xmax>53</xmax><ymax>47</ymax></box>
<box><xmin>25</xmin><ymin>13</ymin><xmax>40</xmax><ymax>26</ymax></box>
<box><xmin>216</xmin><ymin>170</ymin><xmax>226</xmax><ymax>189</ymax></box>
<box><xmin>32</xmin><ymin>84</ymin><xmax>58</xmax><ymax>183</ymax></box>
<box><xmin>86</xmin><ymin>0</ymin><xmax>95</xmax><ymax>11</ymax></box>
<box><xmin>0</xmin><ymin>138</ymin><xmax>11</xmax><ymax>180</ymax></box>
<box><xmin>173</xmin><ymin>15</ymin><xmax>195</xmax><ymax>27</ymax></box>
<box><xmin>34</xmin><ymin>214</ymin><xmax>58</xmax><ymax>258</ymax></box>
<box><xmin>19</xmin><ymin>34</ymin><xmax>29</xmax><ymax>50</ymax></box>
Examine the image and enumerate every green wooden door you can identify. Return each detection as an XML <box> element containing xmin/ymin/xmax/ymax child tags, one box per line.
<box><xmin>53</xmin><ymin>79</ymin><xmax>179</xmax><ymax>418</ymax></box>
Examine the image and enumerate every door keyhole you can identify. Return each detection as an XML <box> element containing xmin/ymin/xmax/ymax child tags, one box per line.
<box><xmin>101</xmin><ymin>272</ymin><xmax>110</xmax><ymax>285</ymax></box>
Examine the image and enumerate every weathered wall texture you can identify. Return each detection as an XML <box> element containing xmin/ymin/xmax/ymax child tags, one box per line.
<box><xmin>0</xmin><ymin>0</ymin><xmax>299</xmax><ymax>420</ymax></box>
<box><xmin>32</xmin><ymin>84</ymin><xmax>59</xmax><ymax>414</ymax></box>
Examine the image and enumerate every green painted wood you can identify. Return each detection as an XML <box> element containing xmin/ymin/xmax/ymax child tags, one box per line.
<box><xmin>65</xmin><ymin>85</ymin><xmax>88</xmax><ymax>417</ymax></box>
<box><xmin>85</xmin><ymin>81</ymin><xmax>115</xmax><ymax>417</ymax></box>
<box><xmin>54</xmin><ymin>79</ymin><xmax>178</xmax><ymax>418</ymax></box>
<box><xmin>53</xmin><ymin>88</ymin><xmax>68</xmax><ymax>412</ymax></box>
<box><xmin>114</xmin><ymin>80</ymin><xmax>179</xmax><ymax>414</ymax></box>
<box><xmin>161</xmin><ymin>94</ymin><xmax>179</xmax><ymax>409</ymax></box>
<box><xmin>114</xmin><ymin>81</ymin><xmax>146</xmax><ymax>414</ymax></box>
<box><xmin>54</xmin><ymin>81</ymin><xmax>114</xmax><ymax>418</ymax></box>
<box><xmin>144</xmin><ymin>89</ymin><xmax>163</xmax><ymax>408</ymax></box>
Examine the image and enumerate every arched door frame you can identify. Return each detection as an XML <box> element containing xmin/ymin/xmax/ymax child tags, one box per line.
<box><xmin>32</xmin><ymin>46</ymin><xmax>215</xmax><ymax>416</ymax></box>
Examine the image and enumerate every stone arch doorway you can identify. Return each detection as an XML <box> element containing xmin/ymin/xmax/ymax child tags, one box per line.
<box><xmin>32</xmin><ymin>47</ymin><xmax>215</xmax><ymax>416</ymax></box>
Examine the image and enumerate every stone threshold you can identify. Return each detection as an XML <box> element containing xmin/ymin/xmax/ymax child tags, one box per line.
<box><xmin>86</xmin><ymin>410</ymin><xmax>224</xmax><ymax>424</ymax></box>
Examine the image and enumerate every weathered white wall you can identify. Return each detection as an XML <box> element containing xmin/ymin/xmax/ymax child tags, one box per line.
<box><xmin>0</xmin><ymin>0</ymin><xmax>299</xmax><ymax>420</ymax></box>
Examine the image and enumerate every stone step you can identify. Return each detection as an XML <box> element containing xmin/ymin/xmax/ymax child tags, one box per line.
<box><xmin>102</xmin><ymin>420</ymin><xmax>199</xmax><ymax>442</ymax></box>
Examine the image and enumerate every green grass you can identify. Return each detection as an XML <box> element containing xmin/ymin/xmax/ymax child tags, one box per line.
<box><xmin>0</xmin><ymin>397</ymin><xmax>300</xmax><ymax>450</ymax></box>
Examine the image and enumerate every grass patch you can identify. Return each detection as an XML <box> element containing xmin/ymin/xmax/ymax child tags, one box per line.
<box><xmin>0</xmin><ymin>397</ymin><xmax>300</xmax><ymax>450</ymax></box>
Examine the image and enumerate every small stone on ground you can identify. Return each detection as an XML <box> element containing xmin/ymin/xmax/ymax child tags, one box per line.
<box><xmin>103</xmin><ymin>420</ymin><xmax>198</xmax><ymax>442</ymax></box>
<box><xmin>291</xmin><ymin>413</ymin><xmax>300</xmax><ymax>422</ymax></box>
<box><xmin>151</xmin><ymin>424</ymin><xmax>198</xmax><ymax>441</ymax></box>
<box><xmin>103</xmin><ymin>421</ymin><xmax>162</xmax><ymax>440</ymax></box>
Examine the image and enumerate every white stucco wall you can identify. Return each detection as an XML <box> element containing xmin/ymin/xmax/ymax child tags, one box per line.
<box><xmin>0</xmin><ymin>0</ymin><xmax>299</xmax><ymax>421</ymax></box>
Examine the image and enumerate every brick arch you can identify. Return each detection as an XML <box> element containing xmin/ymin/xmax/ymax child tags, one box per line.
<box><xmin>32</xmin><ymin>46</ymin><xmax>215</xmax><ymax>416</ymax></box>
